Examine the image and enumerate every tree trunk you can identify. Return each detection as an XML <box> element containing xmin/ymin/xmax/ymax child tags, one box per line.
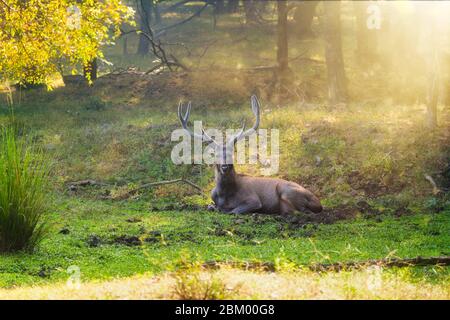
<box><xmin>426</xmin><ymin>47</ymin><xmax>439</xmax><ymax>129</ymax></box>
<box><xmin>277</xmin><ymin>1</ymin><xmax>289</xmax><ymax>76</ymax></box>
<box><xmin>445</xmin><ymin>53</ymin><xmax>450</xmax><ymax>107</ymax></box>
<box><xmin>423</xmin><ymin>5</ymin><xmax>440</xmax><ymax>128</ymax></box>
<box><xmin>293</xmin><ymin>1</ymin><xmax>318</xmax><ymax>37</ymax></box>
<box><xmin>123</xmin><ymin>36</ymin><xmax>128</xmax><ymax>56</ymax></box>
<box><xmin>244</xmin><ymin>0</ymin><xmax>257</xmax><ymax>24</ymax></box>
<box><xmin>153</xmin><ymin>1</ymin><xmax>162</xmax><ymax>25</ymax></box>
<box><xmin>214</xmin><ymin>0</ymin><xmax>225</xmax><ymax>15</ymax></box>
<box><xmin>83</xmin><ymin>58</ymin><xmax>97</xmax><ymax>83</ymax></box>
<box><xmin>324</xmin><ymin>1</ymin><xmax>347</xmax><ymax>105</ymax></box>
<box><xmin>258</xmin><ymin>1</ymin><xmax>268</xmax><ymax>15</ymax></box>
<box><xmin>137</xmin><ymin>0</ymin><xmax>153</xmax><ymax>55</ymax></box>
<box><xmin>277</xmin><ymin>0</ymin><xmax>289</xmax><ymax>99</ymax></box>
<box><xmin>226</xmin><ymin>0</ymin><xmax>239</xmax><ymax>13</ymax></box>
<box><xmin>354</xmin><ymin>1</ymin><xmax>378</xmax><ymax>65</ymax></box>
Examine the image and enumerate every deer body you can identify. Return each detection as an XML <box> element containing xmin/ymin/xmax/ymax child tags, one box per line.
<box><xmin>178</xmin><ymin>95</ymin><xmax>323</xmax><ymax>216</ymax></box>
<box><xmin>211</xmin><ymin>166</ymin><xmax>323</xmax><ymax>215</ymax></box>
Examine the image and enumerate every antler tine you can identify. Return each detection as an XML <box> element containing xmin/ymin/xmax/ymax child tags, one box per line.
<box><xmin>201</xmin><ymin>127</ymin><xmax>218</xmax><ymax>145</ymax></box>
<box><xmin>227</xmin><ymin>95</ymin><xmax>260</xmax><ymax>146</ymax></box>
<box><xmin>227</xmin><ymin>119</ymin><xmax>246</xmax><ymax>146</ymax></box>
<box><xmin>178</xmin><ymin>101</ymin><xmax>203</xmax><ymax>140</ymax></box>
<box><xmin>177</xmin><ymin>101</ymin><xmax>218</xmax><ymax>145</ymax></box>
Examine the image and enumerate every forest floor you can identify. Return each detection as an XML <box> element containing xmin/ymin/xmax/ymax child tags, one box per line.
<box><xmin>0</xmin><ymin>82</ymin><xmax>448</xmax><ymax>294</ymax></box>
<box><xmin>0</xmin><ymin>4</ymin><xmax>449</xmax><ymax>298</ymax></box>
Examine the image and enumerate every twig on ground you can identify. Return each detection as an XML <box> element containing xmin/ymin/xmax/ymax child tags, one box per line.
<box><xmin>67</xmin><ymin>180</ymin><xmax>109</xmax><ymax>187</ymax></box>
<box><xmin>424</xmin><ymin>174</ymin><xmax>441</xmax><ymax>195</ymax></box>
<box><xmin>202</xmin><ymin>256</ymin><xmax>450</xmax><ymax>272</ymax></box>
<box><xmin>66</xmin><ymin>178</ymin><xmax>204</xmax><ymax>199</ymax></box>
<box><xmin>116</xmin><ymin>178</ymin><xmax>204</xmax><ymax>200</ymax></box>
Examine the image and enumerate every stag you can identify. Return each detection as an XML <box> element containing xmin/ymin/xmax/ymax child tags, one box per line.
<box><xmin>177</xmin><ymin>95</ymin><xmax>323</xmax><ymax>215</ymax></box>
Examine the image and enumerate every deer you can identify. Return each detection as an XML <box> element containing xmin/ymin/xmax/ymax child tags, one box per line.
<box><xmin>177</xmin><ymin>95</ymin><xmax>323</xmax><ymax>216</ymax></box>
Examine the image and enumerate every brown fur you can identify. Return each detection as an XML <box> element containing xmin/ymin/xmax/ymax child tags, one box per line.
<box><xmin>211</xmin><ymin>165</ymin><xmax>323</xmax><ymax>215</ymax></box>
<box><xmin>178</xmin><ymin>95</ymin><xmax>322</xmax><ymax>216</ymax></box>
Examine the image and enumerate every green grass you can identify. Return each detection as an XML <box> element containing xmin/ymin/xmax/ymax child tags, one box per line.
<box><xmin>0</xmin><ymin>3</ymin><xmax>448</xmax><ymax>290</ymax></box>
<box><xmin>0</xmin><ymin>125</ymin><xmax>50</xmax><ymax>252</ymax></box>
<box><xmin>0</xmin><ymin>71</ymin><xmax>448</xmax><ymax>289</ymax></box>
<box><xmin>0</xmin><ymin>196</ymin><xmax>448</xmax><ymax>288</ymax></box>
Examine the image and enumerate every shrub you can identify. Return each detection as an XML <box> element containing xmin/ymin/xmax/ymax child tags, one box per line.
<box><xmin>173</xmin><ymin>258</ymin><xmax>229</xmax><ymax>300</ymax></box>
<box><xmin>0</xmin><ymin>126</ymin><xmax>50</xmax><ymax>252</ymax></box>
<box><xmin>174</xmin><ymin>269</ymin><xmax>229</xmax><ymax>300</ymax></box>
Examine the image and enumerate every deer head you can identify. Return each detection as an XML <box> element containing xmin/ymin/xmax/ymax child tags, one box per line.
<box><xmin>178</xmin><ymin>95</ymin><xmax>260</xmax><ymax>175</ymax></box>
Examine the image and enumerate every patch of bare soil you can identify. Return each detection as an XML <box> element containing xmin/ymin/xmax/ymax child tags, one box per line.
<box><xmin>284</xmin><ymin>206</ymin><xmax>358</xmax><ymax>226</ymax></box>
<box><xmin>89</xmin><ymin>66</ymin><xmax>318</xmax><ymax>107</ymax></box>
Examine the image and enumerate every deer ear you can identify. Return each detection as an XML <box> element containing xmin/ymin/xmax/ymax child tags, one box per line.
<box><xmin>251</xmin><ymin>95</ymin><xmax>260</xmax><ymax>116</ymax></box>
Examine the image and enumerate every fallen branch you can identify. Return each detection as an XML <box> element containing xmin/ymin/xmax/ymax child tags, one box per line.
<box><xmin>202</xmin><ymin>256</ymin><xmax>450</xmax><ymax>272</ymax></box>
<box><xmin>145</xmin><ymin>60</ymin><xmax>188</xmax><ymax>75</ymax></box>
<box><xmin>67</xmin><ymin>179</ymin><xmax>109</xmax><ymax>188</ymax></box>
<box><xmin>425</xmin><ymin>174</ymin><xmax>441</xmax><ymax>195</ymax></box>
<box><xmin>66</xmin><ymin>178</ymin><xmax>203</xmax><ymax>199</ymax></box>
<box><xmin>309</xmin><ymin>256</ymin><xmax>450</xmax><ymax>272</ymax></box>
<box><xmin>117</xmin><ymin>178</ymin><xmax>204</xmax><ymax>200</ymax></box>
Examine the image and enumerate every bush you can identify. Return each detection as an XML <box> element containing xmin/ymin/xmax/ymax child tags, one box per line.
<box><xmin>0</xmin><ymin>127</ymin><xmax>50</xmax><ymax>252</ymax></box>
<box><xmin>174</xmin><ymin>268</ymin><xmax>229</xmax><ymax>300</ymax></box>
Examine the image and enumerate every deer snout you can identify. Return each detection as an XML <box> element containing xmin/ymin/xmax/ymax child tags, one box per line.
<box><xmin>307</xmin><ymin>195</ymin><xmax>323</xmax><ymax>213</ymax></box>
<box><xmin>219</xmin><ymin>164</ymin><xmax>233</xmax><ymax>174</ymax></box>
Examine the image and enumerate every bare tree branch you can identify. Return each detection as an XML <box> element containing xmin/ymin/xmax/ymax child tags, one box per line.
<box><xmin>119</xmin><ymin>27</ymin><xmax>188</xmax><ymax>72</ymax></box>
<box><xmin>155</xmin><ymin>2</ymin><xmax>209</xmax><ymax>37</ymax></box>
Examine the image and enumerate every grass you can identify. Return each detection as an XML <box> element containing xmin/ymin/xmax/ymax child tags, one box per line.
<box><xmin>0</xmin><ymin>125</ymin><xmax>50</xmax><ymax>252</ymax></box>
<box><xmin>0</xmin><ymin>196</ymin><xmax>447</xmax><ymax>288</ymax></box>
<box><xmin>0</xmin><ymin>266</ymin><xmax>448</xmax><ymax>300</ymax></box>
<box><xmin>0</xmin><ymin>59</ymin><xmax>448</xmax><ymax>293</ymax></box>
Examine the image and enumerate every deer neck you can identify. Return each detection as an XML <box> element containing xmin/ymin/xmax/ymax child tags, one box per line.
<box><xmin>215</xmin><ymin>167</ymin><xmax>239</xmax><ymax>192</ymax></box>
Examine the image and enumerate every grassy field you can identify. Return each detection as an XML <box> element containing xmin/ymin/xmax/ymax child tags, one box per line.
<box><xmin>0</xmin><ymin>3</ymin><xmax>449</xmax><ymax>298</ymax></box>
<box><xmin>1</xmin><ymin>267</ymin><xmax>449</xmax><ymax>300</ymax></box>
<box><xmin>0</xmin><ymin>88</ymin><xmax>448</xmax><ymax>292</ymax></box>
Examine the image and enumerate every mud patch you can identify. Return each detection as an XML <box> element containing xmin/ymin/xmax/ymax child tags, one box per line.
<box><xmin>113</xmin><ymin>235</ymin><xmax>142</xmax><ymax>246</ymax></box>
<box><xmin>281</xmin><ymin>206</ymin><xmax>358</xmax><ymax>226</ymax></box>
<box><xmin>87</xmin><ymin>234</ymin><xmax>102</xmax><ymax>247</ymax></box>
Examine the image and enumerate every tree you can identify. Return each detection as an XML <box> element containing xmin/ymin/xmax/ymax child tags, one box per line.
<box><xmin>426</xmin><ymin>52</ymin><xmax>439</xmax><ymax>128</ymax></box>
<box><xmin>226</xmin><ymin>0</ymin><xmax>239</xmax><ymax>13</ymax></box>
<box><xmin>324</xmin><ymin>1</ymin><xmax>347</xmax><ymax>105</ymax></box>
<box><xmin>354</xmin><ymin>1</ymin><xmax>378</xmax><ymax>65</ymax></box>
<box><xmin>244</xmin><ymin>0</ymin><xmax>258</xmax><ymax>24</ymax></box>
<box><xmin>0</xmin><ymin>0</ymin><xmax>134</xmax><ymax>86</ymax></box>
<box><xmin>137</xmin><ymin>0</ymin><xmax>153</xmax><ymax>55</ymax></box>
<box><xmin>277</xmin><ymin>0</ymin><xmax>289</xmax><ymax>78</ymax></box>
<box><xmin>214</xmin><ymin>0</ymin><xmax>225</xmax><ymax>15</ymax></box>
<box><xmin>154</xmin><ymin>0</ymin><xmax>162</xmax><ymax>24</ymax></box>
<box><xmin>423</xmin><ymin>7</ymin><xmax>440</xmax><ymax>128</ymax></box>
<box><xmin>293</xmin><ymin>0</ymin><xmax>318</xmax><ymax>37</ymax></box>
<box><xmin>276</xmin><ymin>0</ymin><xmax>290</xmax><ymax>99</ymax></box>
<box><xmin>83</xmin><ymin>58</ymin><xmax>98</xmax><ymax>82</ymax></box>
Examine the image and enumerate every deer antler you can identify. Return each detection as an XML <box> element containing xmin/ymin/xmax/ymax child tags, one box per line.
<box><xmin>178</xmin><ymin>101</ymin><xmax>218</xmax><ymax>145</ymax></box>
<box><xmin>227</xmin><ymin>95</ymin><xmax>260</xmax><ymax>146</ymax></box>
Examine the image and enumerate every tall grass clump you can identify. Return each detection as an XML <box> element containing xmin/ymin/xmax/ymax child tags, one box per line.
<box><xmin>0</xmin><ymin>126</ymin><xmax>50</xmax><ymax>252</ymax></box>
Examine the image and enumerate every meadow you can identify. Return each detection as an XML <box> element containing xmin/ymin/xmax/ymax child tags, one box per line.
<box><xmin>0</xmin><ymin>2</ymin><xmax>449</xmax><ymax>299</ymax></box>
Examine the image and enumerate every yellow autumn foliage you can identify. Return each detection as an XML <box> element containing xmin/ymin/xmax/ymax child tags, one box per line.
<box><xmin>0</xmin><ymin>0</ymin><xmax>134</xmax><ymax>86</ymax></box>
